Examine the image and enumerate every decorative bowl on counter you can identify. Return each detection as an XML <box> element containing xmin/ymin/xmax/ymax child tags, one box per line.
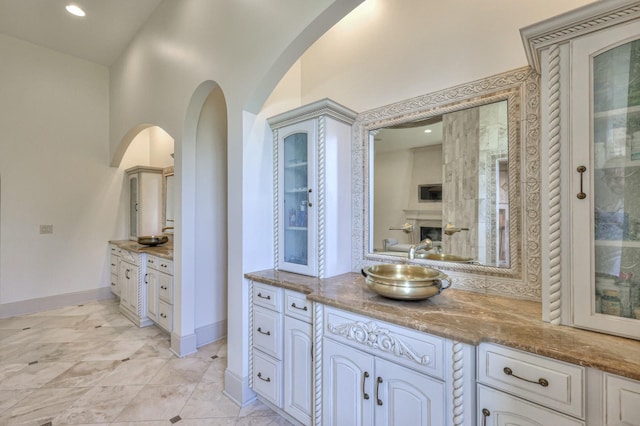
<box><xmin>361</xmin><ymin>263</ymin><xmax>450</xmax><ymax>300</ymax></box>
<box><xmin>137</xmin><ymin>235</ymin><xmax>169</xmax><ymax>246</ymax></box>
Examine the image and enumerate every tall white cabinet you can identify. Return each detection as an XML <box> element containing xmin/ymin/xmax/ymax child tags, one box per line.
<box><xmin>126</xmin><ymin>166</ymin><xmax>163</xmax><ymax>240</ymax></box>
<box><xmin>523</xmin><ymin>0</ymin><xmax>640</xmax><ymax>340</ymax></box>
<box><xmin>268</xmin><ymin>99</ymin><xmax>357</xmax><ymax>277</ymax></box>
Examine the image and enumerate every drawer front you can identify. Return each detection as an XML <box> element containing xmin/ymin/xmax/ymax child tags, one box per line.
<box><xmin>324</xmin><ymin>306</ymin><xmax>445</xmax><ymax>379</ymax></box>
<box><xmin>120</xmin><ymin>249</ymin><xmax>139</xmax><ymax>265</ymax></box>
<box><xmin>605</xmin><ymin>373</ymin><xmax>640</xmax><ymax>426</ymax></box>
<box><xmin>253</xmin><ymin>306</ymin><xmax>283</xmax><ymax>360</ymax></box>
<box><xmin>110</xmin><ymin>273</ymin><xmax>119</xmax><ymax>296</ymax></box>
<box><xmin>253</xmin><ymin>350</ymin><xmax>282</xmax><ymax>408</ymax></box>
<box><xmin>478</xmin><ymin>343</ymin><xmax>585</xmax><ymax>418</ymax></box>
<box><xmin>158</xmin><ymin>273</ymin><xmax>173</xmax><ymax>303</ymax></box>
<box><xmin>146</xmin><ymin>255</ymin><xmax>159</xmax><ymax>270</ymax></box>
<box><xmin>158</xmin><ymin>258</ymin><xmax>173</xmax><ymax>275</ymax></box>
<box><xmin>284</xmin><ymin>290</ymin><xmax>312</xmax><ymax>322</ymax></box>
<box><xmin>252</xmin><ymin>282</ymin><xmax>283</xmax><ymax>312</ymax></box>
<box><xmin>110</xmin><ymin>254</ymin><xmax>119</xmax><ymax>275</ymax></box>
<box><xmin>477</xmin><ymin>385</ymin><xmax>585</xmax><ymax>426</ymax></box>
<box><xmin>157</xmin><ymin>299</ymin><xmax>173</xmax><ymax>331</ymax></box>
<box><xmin>109</xmin><ymin>244</ymin><xmax>121</xmax><ymax>256</ymax></box>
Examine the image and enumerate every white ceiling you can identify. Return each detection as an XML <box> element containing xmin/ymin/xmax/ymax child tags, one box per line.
<box><xmin>0</xmin><ymin>0</ymin><xmax>162</xmax><ymax>66</ymax></box>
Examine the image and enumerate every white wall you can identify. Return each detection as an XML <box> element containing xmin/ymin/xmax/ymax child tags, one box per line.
<box><xmin>0</xmin><ymin>34</ymin><xmax>112</xmax><ymax>309</ymax></box>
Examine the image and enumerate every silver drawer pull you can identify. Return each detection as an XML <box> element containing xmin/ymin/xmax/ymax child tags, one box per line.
<box><xmin>257</xmin><ymin>327</ymin><xmax>271</xmax><ymax>336</ymax></box>
<box><xmin>257</xmin><ymin>372</ymin><xmax>271</xmax><ymax>382</ymax></box>
<box><xmin>257</xmin><ymin>292</ymin><xmax>271</xmax><ymax>300</ymax></box>
<box><xmin>362</xmin><ymin>371</ymin><xmax>370</xmax><ymax>400</ymax></box>
<box><xmin>291</xmin><ymin>302</ymin><xmax>308</xmax><ymax>311</ymax></box>
<box><xmin>481</xmin><ymin>408</ymin><xmax>490</xmax><ymax>426</ymax></box>
<box><xmin>161</xmin><ymin>286</ymin><xmax>167</xmax><ymax>290</ymax></box>
<box><xmin>160</xmin><ymin>313</ymin><xmax>167</xmax><ymax>318</ymax></box>
<box><xmin>503</xmin><ymin>367</ymin><xmax>549</xmax><ymax>387</ymax></box>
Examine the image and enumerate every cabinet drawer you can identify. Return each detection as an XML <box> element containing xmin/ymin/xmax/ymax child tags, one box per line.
<box><xmin>110</xmin><ymin>273</ymin><xmax>119</xmax><ymax>296</ymax></box>
<box><xmin>109</xmin><ymin>244</ymin><xmax>122</xmax><ymax>256</ymax></box>
<box><xmin>146</xmin><ymin>255</ymin><xmax>159</xmax><ymax>270</ymax></box>
<box><xmin>253</xmin><ymin>282</ymin><xmax>283</xmax><ymax>312</ymax></box>
<box><xmin>253</xmin><ymin>350</ymin><xmax>282</xmax><ymax>408</ymax></box>
<box><xmin>109</xmin><ymin>254</ymin><xmax>119</xmax><ymax>275</ymax></box>
<box><xmin>253</xmin><ymin>306</ymin><xmax>282</xmax><ymax>360</ymax></box>
<box><xmin>158</xmin><ymin>273</ymin><xmax>172</xmax><ymax>303</ymax></box>
<box><xmin>477</xmin><ymin>385</ymin><xmax>584</xmax><ymax>426</ymax></box>
<box><xmin>478</xmin><ymin>343</ymin><xmax>585</xmax><ymax>418</ymax></box>
<box><xmin>324</xmin><ymin>306</ymin><xmax>445</xmax><ymax>379</ymax></box>
<box><xmin>157</xmin><ymin>299</ymin><xmax>172</xmax><ymax>332</ymax></box>
<box><xmin>157</xmin><ymin>258</ymin><xmax>173</xmax><ymax>275</ymax></box>
<box><xmin>284</xmin><ymin>289</ymin><xmax>312</xmax><ymax>322</ymax></box>
<box><xmin>605</xmin><ymin>373</ymin><xmax>640</xmax><ymax>426</ymax></box>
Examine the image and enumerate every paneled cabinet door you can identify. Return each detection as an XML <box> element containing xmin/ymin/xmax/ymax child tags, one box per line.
<box><xmin>477</xmin><ymin>385</ymin><xmax>584</xmax><ymax>426</ymax></box>
<box><xmin>283</xmin><ymin>316</ymin><xmax>312</xmax><ymax>425</ymax></box>
<box><xmin>374</xmin><ymin>357</ymin><xmax>444</xmax><ymax>426</ymax></box>
<box><xmin>145</xmin><ymin>270</ymin><xmax>158</xmax><ymax>322</ymax></box>
<box><xmin>323</xmin><ymin>339</ymin><xmax>375</xmax><ymax>426</ymax></box>
<box><xmin>119</xmin><ymin>261</ymin><xmax>137</xmax><ymax>311</ymax></box>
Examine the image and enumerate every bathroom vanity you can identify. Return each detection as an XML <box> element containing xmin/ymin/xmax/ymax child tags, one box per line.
<box><xmin>246</xmin><ymin>269</ymin><xmax>640</xmax><ymax>426</ymax></box>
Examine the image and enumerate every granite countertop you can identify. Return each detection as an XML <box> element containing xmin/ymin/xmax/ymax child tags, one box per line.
<box><xmin>245</xmin><ymin>269</ymin><xmax>640</xmax><ymax>382</ymax></box>
<box><xmin>109</xmin><ymin>240</ymin><xmax>173</xmax><ymax>260</ymax></box>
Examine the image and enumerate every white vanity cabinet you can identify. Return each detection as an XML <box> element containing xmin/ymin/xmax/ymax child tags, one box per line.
<box><xmin>603</xmin><ymin>373</ymin><xmax>640</xmax><ymax>425</ymax></box>
<box><xmin>523</xmin><ymin>0</ymin><xmax>640</xmax><ymax>340</ymax></box>
<box><xmin>126</xmin><ymin>166</ymin><xmax>163</xmax><ymax>241</ymax></box>
<box><xmin>268</xmin><ymin>99</ymin><xmax>357</xmax><ymax>278</ymax></box>
<box><xmin>146</xmin><ymin>255</ymin><xmax>173</xmax><ymax>332</ymax></box>
<box><xmin>118</xmin><ymin>249</ymin><xmax>153</xmax><ymax>328</ymax></box>
<box><xmin>249</xmin><ymin>281</ymin><xmax>314</xmax><ymax>424</ymax></box>
<box><xmin>108</xmin><ymin>244</ymin><xmax>122</xmax><ymax>297</ymax></box>
<box><xmin>322</xmin><ymin>306</ymin><xmax>475</xmax><ymax>426</ymax></box>
<box><xmin>477</xmin><ymin>343</ymin><xmax>585</xmax><ymax>426</ymax></box>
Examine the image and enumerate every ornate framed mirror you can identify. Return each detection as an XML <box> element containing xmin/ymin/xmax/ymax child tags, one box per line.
<box><xmin>351</xmin><ymin>67</ymin><xmax>541</xmax><ymax>299</ymax></box>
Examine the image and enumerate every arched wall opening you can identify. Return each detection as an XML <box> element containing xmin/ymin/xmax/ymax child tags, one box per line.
<box><xmin>172</xmin><ymin>80</ymin><xmax>228</xmax><ymax>356</ymax></box>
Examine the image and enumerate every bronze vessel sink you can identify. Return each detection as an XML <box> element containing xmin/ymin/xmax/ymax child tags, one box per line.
<box><xmin>137</xmin><ymin>235</ymin><xmax>169</xmax><ymax>246</ymax></box>
<box><xmin>361</xmin><ymin>264</ymin><xmax>450</xmax><ymax>300</ymax></box>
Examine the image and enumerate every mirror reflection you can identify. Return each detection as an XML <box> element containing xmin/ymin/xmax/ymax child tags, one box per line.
<box><xmin>371</xmin><ymin>100</ymin><xmax>509</xmax><ymax>267</ymax></box>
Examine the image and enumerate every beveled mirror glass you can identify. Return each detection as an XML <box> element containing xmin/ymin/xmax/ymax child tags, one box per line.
<box><xmin>352</xmin><ymin>67</ymin><xmax>542</xmax><ymax>299</ymax></box>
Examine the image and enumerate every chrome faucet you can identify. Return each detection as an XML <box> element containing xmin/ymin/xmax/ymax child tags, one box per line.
<box><xmin>162</xmin><ymin>226</ymin><xmax>174</xmax><ymax>232</ymax></box>
<box><xmin>444</xmin><ymin>223</ymin><xmax>469</xmax><ymax>236</ymax></box>
<box><xmin>408</xmin><ymin>238</ymin><xmax>432</xmax><ymax>259</ymax></box>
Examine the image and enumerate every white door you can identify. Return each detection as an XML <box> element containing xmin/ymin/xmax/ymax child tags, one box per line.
<box><xmin>323</xmin><ymin>339</ymin><xmax>374</xmax><ymax>426</ymax></box>
<box><xmin>374</xmin><ymin>357</ymin><xmax>445</xmax><ymax>426</ymax></box>
<box><xmin>477</xmin><ymin>385</ymin><xmax>584</xmax><ymax>426</ymax></box>
<box><xmin>283</xmin><ymin>316</ymin><xmax>312</xmax><ymax>425</ymax></box>
<box><xmin>146</xmin><ymin>270</ymin><xmax>158</xmax><ymax>322</ymax></box>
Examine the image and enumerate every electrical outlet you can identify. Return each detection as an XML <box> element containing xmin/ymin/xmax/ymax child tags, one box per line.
<box><xmin>40</xmin><ymin>225</ymin><xmax>53</xmax><ymax>234</ymax></box>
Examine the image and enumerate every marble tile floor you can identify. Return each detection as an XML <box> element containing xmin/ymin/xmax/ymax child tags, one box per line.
<box><xmin>0</xmin><ymin>299</ymin><xmax>292</xmax><ymax>426</ymax></box>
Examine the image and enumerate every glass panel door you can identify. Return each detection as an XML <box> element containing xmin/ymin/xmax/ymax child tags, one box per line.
<box><xmin>592</xmin><ymin>39</ymin><xmax>640</xmax><ymax>321</ymax></box>
<box><xmin>130</xmin><ymin>175</ymin><xmax>138</xmax><ymax>238</ymax></box>
<box><xmin>283</xmin><ymin>132</ymin><xmax>310</xmax><ymax>267</ymax></box>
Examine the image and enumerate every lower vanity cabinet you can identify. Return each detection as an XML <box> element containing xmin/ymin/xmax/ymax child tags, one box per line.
<box><xmin>146</xmin><ymin>255</ymin><xmax>174</xmax><ymax>332</ymax></box>
<box><xmin>477</xmin><ymin>343</ymin><xmax>585</xmax><ymax>426</ymax></box>
<box><xmin>323</xmin><ymin>338</ymin><xmax>445</xmax><ymax>426</ymax></box>
<box><xmin>118</xmin><ymin>249</ymin><xmax>153</xmax><ymax>327</ymax></box>
<box><xmin>108</xmin><ymin>244</ymin><xmax>121</xmax><ymax>297</ymax></box>
<box><xmin>250</xmin><ymin>282</ymin><xmax>314</xmax><ymax>425</ymax></box>
<box><xmin>322</xmin><ymin>306</ymin><xmax>474</xmax><ymax>426</ymax></box>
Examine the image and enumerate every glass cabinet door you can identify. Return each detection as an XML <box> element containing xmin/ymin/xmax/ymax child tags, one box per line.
<box><xmin>129</xmin><ymin>175</ymin><xmax>138</xmax><ymax>239</ymax></box>
<box><xmin>278</xmin><ymin>119</ymin><xmax>317</xmax><ymax>276</ymax></box>
<box><xmin>572</xmin><ymin>25</ymin><xmax>640</xmax><ymax>339</ymax></box>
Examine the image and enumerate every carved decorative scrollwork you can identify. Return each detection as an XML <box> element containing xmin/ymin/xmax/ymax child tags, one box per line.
<box><xmin>327</xmin><ymin>320</ymin><xmax>431</xmax><ymax>366</ymax></box>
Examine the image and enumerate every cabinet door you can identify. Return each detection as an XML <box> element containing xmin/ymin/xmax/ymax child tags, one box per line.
<box><xmin>283</xmin><ymin>316</ymin><xmax>312</xmax><ymax>425</ymax></box>
<box><xmin>374</xmin><ymin>357</ymin><xmax>445</xmax><ymax>426</ymax></box>
<box><xmin>477</xmin><ymin>385</ymin><xmax>584</xmax><ymax>426</ymax></box>
<box><xmin>571</xmin><ymin>21</ymin><xmax>640</xmax><ymax>340</ymax></box>
<box><xmin>129</xmin><ymin>174</ymin><xmax>138</xmax><ymax>239</ymax></box>
<box><xmin>323</xmin><ymin>339</ymin><xmax>374</xmax><ymax>426</ymax></box>
<box><xmin>126</xmin><ymin>264</ymin><xmax>139</xmax><ymax>314</ymax></box>
<box><xmin>119</xmin><ymin>261</ymin><xmax>131</xmax><ymax>307</ymax></box>
<box><xmin>277</xmin><ymin>119</ymin><xmax>318</xmax><ymax>276</ymax></box>
<box><xmin>146</xmin><ymin>270</ymin><xmax>158</xmax><ymax>322</ymax></box>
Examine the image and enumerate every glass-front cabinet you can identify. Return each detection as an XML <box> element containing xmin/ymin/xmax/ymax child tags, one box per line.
<box><xmin>572</xmin><ymin>23</ymin><xmax>640</xmax><ymax>339</ymax></box>
<box><xmin>278</xmin><ymin>120</ymin><xmax>317</xmax><ymax>275</ymax></box>
<box><xmin>523</xmin><ymin>1</ymin><xmax>640</xmax><ymax>340</ymax></box>
<box><xmin>269</xmin><ymin>99</ymin><xmax>357</xmax><ymax>278</ymax></box>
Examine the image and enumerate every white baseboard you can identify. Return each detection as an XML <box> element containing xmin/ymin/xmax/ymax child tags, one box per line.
<box><xmin>0</xmin><ymin>287</ymin><xmax>115</xmax><ymax>319</ymax></box>
<box><xmin>224</xmin><ymin>368</ymin><xmax>256</xmax><ymax>407</ymax></box>
<box><xmin>195</xmin><ymin>319</ymin><xmax>227</xmax><ymax>347</ymax></box>
<box><xmin>170</xmin><ymin>331</ymin><xmax>197</xmax><ymax>357</ymax></box>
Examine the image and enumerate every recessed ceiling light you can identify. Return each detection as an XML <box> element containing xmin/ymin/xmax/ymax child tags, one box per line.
<box><xmin>424</xmin><ymin>129</ymin><xmax>432</xmax><ymax>133</ymax></box>
<box><xmin>66</xmin><ymin>4</ymin><xmax>86</xmax><ymax>17</ymax></box>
